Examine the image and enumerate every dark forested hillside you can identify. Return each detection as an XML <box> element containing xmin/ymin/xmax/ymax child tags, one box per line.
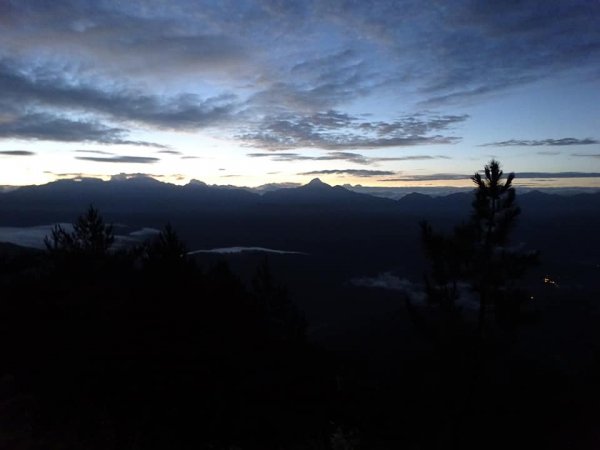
<box><xmin>0</xmin><ymin>177</ymin><xmax>600</xmax><ymax>449</ymax></box>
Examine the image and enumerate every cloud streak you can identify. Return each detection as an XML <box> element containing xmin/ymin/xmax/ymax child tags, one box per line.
<box><xmin>157</xmin><ymin>150</ymin><xmax>182</xmax><ymax>155</ymax></box>
<box><xmin>382</xmin><ymin>172</ymin><xmax>600</xmax><ymax>182</ymax></box>
<box><xmin>0</xmin><ymin>59</ymin><xmax>239</xmax><ymax>134</ymax></box>
<box><xmin>248</xmin><ymin>151</ymin><xmax>450</xmax><ymax>165</ymax></box>
<box><xmin>481</xmin><ymin>138</ymin><xmax>598</xmax><ymax>147</ymax></box>
<box><xmin>299</xmin><ymin>169</ymin><xmax>396</xmax><ymax>178</ymax></box>
<box><xmin>0</xmin><ymin>150</ymin><xmax>35</xmax><ymax>156</ymax></box>
<box><xmin>74</xmin><ymin>149</ymin><xmax>114</xmax><ymax>155</ymax></box>
<box><xmin>0</xmin><ymin>111</ymin><xmax>166</xmax><ymax>146</ymax></box>
<box><xmin>76</xmin><ymin>155</ymin><xmax>160</xmax><ymax>164</ymax></box>
<box><xmin>572</xmin><ymin>153</ymin><xmax>600</xmax><ymax>159</ymax></box>
<box><xmin>240</xmin><ymin>111</ymin><xmax>467</xmax><ymax>150</ymax></box>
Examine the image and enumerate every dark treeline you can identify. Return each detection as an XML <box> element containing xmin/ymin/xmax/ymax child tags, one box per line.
<box><xmin>1</xmin><ymin>162</ymin><xmax>600</xmax><ymax>449</ymax></box>
<box><xmin>0</xmin><ymin>207</ymin><xmax>333</xmax><ymax>449</ymax></box>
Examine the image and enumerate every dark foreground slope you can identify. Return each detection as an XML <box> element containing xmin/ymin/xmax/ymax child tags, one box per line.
<box><xmin>0</xmin><ymin>179</ymin><xmax>599</xmax><ymax>448</ymax></box>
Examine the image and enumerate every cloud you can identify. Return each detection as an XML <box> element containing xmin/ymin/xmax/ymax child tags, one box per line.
<box><xmin>481</xmin><ymin>138</ymin><xmax>598</xmax><ymax>147</ymax></box>
<box><xmin>240</xmin><ymin>111</ymin><xmax>467</xmax><ymax>150</ymax></box>
<box><xmin>1</xmin><ymin>0</ymin><xmax>598</xmax><ymax>149</ymax></box>
<box><xmin>74</xmin><ymin>149</ymin><xmax>113</xmax><ymax>155</ymax></box>
<box><xmin>251</xmin><ymin>0</ymin><xmax>600</xmax><ymax>109</ymax></box>
<box><xmin>253</xmin><ymin>0</ymin><xmax>600</xmax><ymax>107</ymax></box>
<box><xmin>157</xmin><ymin>150</ymin><xmax>182</xmax><ymax>155</ymax></box>
<box><xmin>0</xmin><ymin>150</ymin><xmax>35</xmax><ymax>156</ymax></box>
<box><xmin>1</xmin><ymin>2</ymin><xmax>250</xmax><ymax>78</ymax></box>
<box><xmin>251</xmin><ymin>182</ymin><xmax>302</xmax><ymax>192</ymax></box>
<box><xmin>44</xmin><ymin>170</ymin><xmax>105</xmax><ymax>179</ymax></box>
<box><xmin>299</xmin><ymin>169</ymin><xmax>396</xmax><ymax>178</ymax></box>
<box><xmin>0</xmin><ymin>112</ymin><xmax>123</xmax><ymax>143</ymax></box>
<box><xmin>382</xmin><ymin>173</ymin><xmax>469</xmax><ymax>182</ymax></box>
<box><xmin>537</xmin><ymin>151</ymin><xmax>561</xmax><ymax>156</ymax></box>
<box><xmin>389</xmin><ymin>155</ymin><xmax>451</xmax><ymax>161</ymax></box>
<box><xmin>43</xmin><ymin>171</ymin><xmax>186</xmax><ymax>183</ymax></box>
<box><xmin>248</xmin><ymin>151</ymin><xmax>450</xmax><ymax>164</ymax></box>
<box><xmin>408</xmin><ymin>2</ymin><xmax>600</xmax><ymax>105</ymax></box>
<box><xmin>351</xmin><ymin>273</ymin><xmax>426</xmax><ymax>302</ymax></box>
<box><xmin>0</xmin><ymin>224</ymin><xmax>74</xmax><ymax>250</ymax></box>
<box><xmin>109</xmin><ymin>173</ymin><xmax>159</xmax><ymax>181</ymax></box>
<box><xmin>0</xmin><ymin>223</ymin><xmax>161</xmax><ymax>250</ymax></box>
<box><xmin>516</xmin><ymin>172</ymin><xmax>600</xmax><ymax>178</ymax></box>
<box><xmin>382</xmin><ymin>172</ymin><xmax>600</xmax><ymax>182</ymax></box>
<box><xmin>76</xmin><ymin>155</ymin><xmax>159</xmax><ymax>164</ymax></box>
<box><xmin>0</xmin><ymin>56</ymin><xmax>230</xmax><ymax>146</ymax></box>
<box><xmin>250</xmin><ymin>50</ymin><xmax>383</xmax><ymax>111</ymax></box>
<box><xmin>0</xmin><ymin>111</ymin><xmax>165</xmax><ymax>146</ymax></box>
<box><xmin>572</xmin><ymin>153</ymin><xmax>600</xmax><ymax>159</ymax></box>
<box><xmin>0</xmin><ymin>59</ymin><xmax>239</xmax><ymax>133</ymax></box>
<box><xmin>351</xmin><ymin>272</ymin><xmax>481</xmax><ymax>310</ymax></box>
<box><xmin>248</xmin><ymin>151</ymin><xmax>368</xmax><ymax>164</ymax></box>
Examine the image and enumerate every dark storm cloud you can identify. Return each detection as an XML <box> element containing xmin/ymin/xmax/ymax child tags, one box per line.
<box><xmin>299</xmin><ymin>169</ymin><xmax>396</xmax><ymax>178</ymax></box>
<box><xmin>76</xmin><ymin>156</ymin><xmax>160</xmax><ymax>164</ymax></box>
<box><xmin>240</xmin><ymin>111</ymin><xmax>466</xmax><ymax>150</ymax></box>
<box><xmin>0</xmin><ymin>150</ymin><xmax>35</xmax><ymax>156</ymax></box>
<box><xmin>481</xmin><ymin>138</ymin><xmax>598</xmax><ymax>147</ymax></box>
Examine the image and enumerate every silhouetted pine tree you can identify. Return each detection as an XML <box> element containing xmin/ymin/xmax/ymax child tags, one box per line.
<box><xmin>421</xmin><ymin>159</ymin><xmax>538</xmax><ymax>337</ymax></box>
<box><xmin>141</xmin><ymin>223</ymin><xmax>191</xmax><ymax>276</ymax></box>
<box><xmin>469</xmin><ymin>160</ymin><xmax>538</xmax><ymax>333</ymax></box>
<box><xmin>44</xmin><ymin>204</ymin><xmax>114</xmax><ymax>258</ymax></box>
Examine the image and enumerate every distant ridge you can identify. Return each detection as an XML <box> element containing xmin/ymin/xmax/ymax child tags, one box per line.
<box><xmin>0</xmin><ymin>176</ymin><xmax>598</xmax><ymax>226</ymax></box>
<box><xmin>262</xmin><ymin>177</ymin><xmax>396</xmax><ymax>210</ymax></box>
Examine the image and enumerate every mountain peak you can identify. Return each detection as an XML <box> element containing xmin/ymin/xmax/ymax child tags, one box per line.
<box><xmin>306</xmin><ymin>178</ymin><xmax>330</xmax><ymax>187</ymax></box>
<box><xmin>187</xmin><ymin>179</ymin><xmax>207</xmax><ymax>187</ymax></box>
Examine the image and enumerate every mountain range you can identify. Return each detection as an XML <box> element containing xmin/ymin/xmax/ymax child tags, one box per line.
<box><xmin>2</xmin><ymin>175</ymin><xmax>600</xmax><ymax>221</ymax></box>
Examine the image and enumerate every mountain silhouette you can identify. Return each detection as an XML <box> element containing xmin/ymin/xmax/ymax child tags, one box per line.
<box><xmin>0</xmin><ymin>176</ymin><xmax>599</xmax><ymax>228</ymax></box>
<box><xmin>262</xmin><ymin>178</ymin><xmax>396</xmax><ymax>210</ymax></box>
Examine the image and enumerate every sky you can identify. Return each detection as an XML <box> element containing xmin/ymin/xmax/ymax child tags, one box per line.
<box><xmin>0</xmin><ymin>0</ymin><xmax>599</xmax><ymax>188</ymax></box>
